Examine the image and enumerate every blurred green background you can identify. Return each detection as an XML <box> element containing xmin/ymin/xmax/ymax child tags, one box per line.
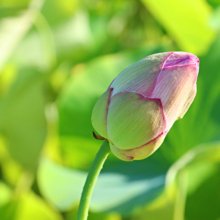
<box><xmin>0</xmin><ymin>0</ymin><xmax>220</xmax><ymax>219</ymax></box>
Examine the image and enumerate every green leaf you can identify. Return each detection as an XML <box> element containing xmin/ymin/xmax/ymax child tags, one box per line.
<box><xmin>166</xmin><ymin>142</ymin><xmax>220</xmax><ymax>188</ymax></box>
<box><xmin>38</xmin><ymin>158</ymin><xmax>86</xmax><ymax>210</ymax></box>
<box><xmin>207</xmin><ymin>0</ymin><xmax>220</xmax><ymax>8</ymax></box>
<box><xmin>15</xmin><ymin>192</ymin><xmax>63</xmax><ymax>220</ymax></box>
<box><xmin>0</xmin><ymin>181</ymin><xmax>16</xmax><ymax>219</ymax></box>
<box><xmin>131</xmin><ymin>192</ymin><xmax>175</xmax><ymax>220</ymax></box>
<box><xmin>38</xmin><ymin>158</ymin><xmax>166</xmax><ymax>216</ymax></box>
<box><xmin>0</xmin><ymin>181</ymin><xmax>12</xmax><ymax>207</ymax></box>
<box><xmin>0</xmin><ymin>182</ymin><xmax>62</xmax><ymax>220</ymax></box>
<box><xmin>59</xmin><ymin>136</ymin><xmax>102</xmax><ymax>170</ymax></box>
<box><xmin>185</xmin><ymin>166</ymin><xmax>220</xmax><ymax>220</ymax></box>
<box><xmin>0</xmin><ymin>68</ymin><xmax>47</xmax><ymax>170</ymax></box>
<box><xmin>142</xmin><ymin>0</ymin><xmax>216</xmax><ymax>54</ymax></box>
<box><xmin>0</xmin><ymin>0</ymin><xmax>44</xmax><ymax>72</ymax></box>
<box><xmin>165</xmin><ymin>142</ymin><xmax>220</xmax><ymax>220</ymax></box>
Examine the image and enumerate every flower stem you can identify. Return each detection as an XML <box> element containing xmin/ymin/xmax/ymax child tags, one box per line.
<box><xmin>77</xmin><ymin>140</ymin><xmax>110</xmax><ymax>220</ymax></box>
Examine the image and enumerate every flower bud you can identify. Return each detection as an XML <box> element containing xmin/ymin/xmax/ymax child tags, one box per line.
<box><xmin>92</xmin><ymin>52</ymin><xmax>199</xmax><ymax>161</ymax></box>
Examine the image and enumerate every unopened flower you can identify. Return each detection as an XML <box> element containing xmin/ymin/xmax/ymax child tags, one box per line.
<box><xmin>92</xmin><ymin>52</ymin><xmax>199</xmax><ymax>161</ymax></box>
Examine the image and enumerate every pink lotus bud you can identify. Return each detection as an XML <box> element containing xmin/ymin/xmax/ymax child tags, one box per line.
<box><xmin>92</xmin><ymin>52</ymin><xmax>199</xmax><ymax>161</ymax></box>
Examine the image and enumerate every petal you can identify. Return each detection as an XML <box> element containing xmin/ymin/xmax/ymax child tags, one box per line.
<box><xmin>109</xmin><ymin>142</ymin><xmax>134</xmax><ymax>161</ymax></box>
<box><xmin>91</xmin><ymin>88</ymin><xmax>112</xmax><ymax>139</ymax></box>
<box><xmin>107</xmin><ymin>92</ymin><xmax>166</xmax><ymax>150</ymax></box>
<box><xmin>110</xmin><ymin>52</ymin><xmax>171</xmax><ymax>97</ymax></box>
<box><xmin>163</xmin><ymin>52</ymin><xmax>199</xmax><ymax>69</ymax></box>
<box><xmin>121</xmin><ymin>133</ymin><xmax>166</xmax><ymax>160</ymax></box>
<box><xmin>151</xmin><ymin>61</ymin><xmax>198</xmax><ymax>130</ymax></box>
<box><xmin>178</xmin><ymin>86</ymin><xmax>197</xmax><ymax>119</ymax></box>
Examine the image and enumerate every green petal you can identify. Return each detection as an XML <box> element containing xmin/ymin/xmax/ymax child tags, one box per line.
<box><xmin>91</xmin><ymin>89</ymin><xmax>111</xmax><ymax>139</ymax></box>
<box><xmin>178</xmin><ymin>86</ymin><xmax>196</xmax><ymax>119</ymax></box>
<box><xmin>110</xmin><ymin>53</ymin><xmax>170</xmax><ymax>97</ymax></box>
<box><xmin>110</xmin><ymin>143</ymin><xmax>134</xmax><ymax>161</ymax></box>
<box><xmin>121</xmin><ymin>133</ymin><xmax>166</xmax><ymax>160</ymax></box>
<box><xmin>107</xmin><ymin>92</ymin><xmax>165</xmax><ymax>150</ymax></box>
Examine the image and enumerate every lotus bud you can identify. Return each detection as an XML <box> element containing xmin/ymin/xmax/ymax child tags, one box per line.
<box><xmin>91</xmin><ymin>52</ymin><xmax>199</xmax><ymax>161</ymax></box>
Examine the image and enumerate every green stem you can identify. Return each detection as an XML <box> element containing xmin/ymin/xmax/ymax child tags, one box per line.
<box><xmin>77</xmin><ymin>141</ymin><xmax>110</xmax><ymax>220</ymax></box>
<box><xmin>174</xmin><ymin>169</ymin><xmax>188</xmax><ymax>220</ymax></box>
